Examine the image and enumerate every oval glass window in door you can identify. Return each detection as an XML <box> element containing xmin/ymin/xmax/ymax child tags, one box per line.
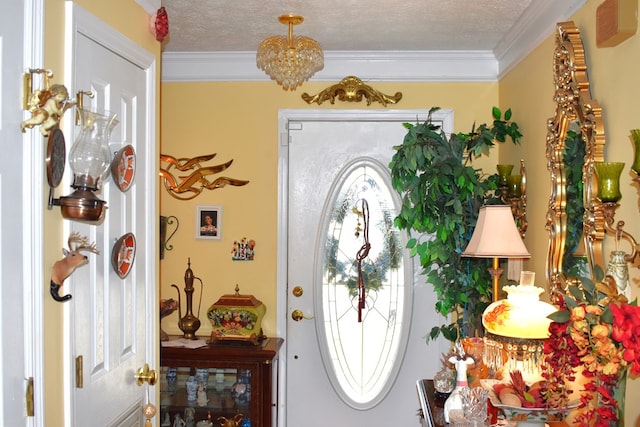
<box><xmin>316</xmin><ymin>158</ymin><xmax>412</xmax><ymax>409</ymax></box>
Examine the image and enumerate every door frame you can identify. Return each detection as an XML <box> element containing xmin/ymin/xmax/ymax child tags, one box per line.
<box><xmin>63</xmin><ymin>3</ymin><xmax>157</xmax><ymax>425</ymax></box>
<box><xmin>21</xmin><ymin>0</ymin><xmax>45</xmax><ymax>425</ymax></box>
<box><xmin>276</xmin><ymin>109</ymin><xmax>453</xmax><ymax>426</ymax></box>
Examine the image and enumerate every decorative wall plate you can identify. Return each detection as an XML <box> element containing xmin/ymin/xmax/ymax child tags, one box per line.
<box><xmin>111</xmin><ymin>232</ymin><xmax>136</xmax><ymax>279</ymax></box>
<box><xmin>111</xmin><ymin>144</ymin><xmax>136</xmax><ymax>192</ymax></box>
<box><xmin>46</xmin><ymin>128</ymin><xmax>66</xmax><ymax>188</ymax></box>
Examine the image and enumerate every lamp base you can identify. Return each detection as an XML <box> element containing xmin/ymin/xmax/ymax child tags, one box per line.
<box><xmin>58</xmin><ymin>188</ymin><xmax>106</xmax><ymax>222</ymax></box>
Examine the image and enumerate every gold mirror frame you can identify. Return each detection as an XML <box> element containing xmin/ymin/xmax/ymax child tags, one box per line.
<box><xmin>546</xmin><ymin>21</ymin><xmax>607</xmax><ymax>299</ymax></box>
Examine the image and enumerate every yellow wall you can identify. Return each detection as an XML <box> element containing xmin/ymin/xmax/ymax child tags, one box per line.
<box><xmin>159</xmin><ymin>82</ymin><xmax>501</xmax><ymax>338</ymax></box>
<box><xmin>501</xmin><ymin>0</ymin><xmax>640</xmax><ymax>424</ymax></box>
<box><xmin>39</xmin><ymin>0</ymin><xmax>639</xmax><ymax>424</ymax></box>
<box><xmin>42</xmin><ymin>0</ymin><xmax>160</xmax><ymax>425</ymax></box>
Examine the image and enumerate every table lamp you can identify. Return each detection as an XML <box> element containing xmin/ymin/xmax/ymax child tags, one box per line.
<box><xmin>462</xmin><ymin>205</ymin><xmax>531</xmax><ymax>301</ymax></box>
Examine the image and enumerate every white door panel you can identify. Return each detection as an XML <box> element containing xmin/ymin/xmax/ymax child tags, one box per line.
<box><xmin>0</xmin><ymin>0</ymin><xmax>44</xmax><ymax>425</ymax></box>
<box><xmin>65</xmin><ymin>4</ymin><xmax>156</xmax><ymax>426</ymax></box>
<box><xmin>279</xmin><ymin>111</ymin><xmax>451</xmax><ymax>427</ymax></box>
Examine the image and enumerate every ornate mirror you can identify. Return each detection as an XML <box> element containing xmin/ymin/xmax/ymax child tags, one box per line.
<box><xmin>546</xmin><ymin>21</ymin><xmax>607</xmax><ymax>299</ymax></box>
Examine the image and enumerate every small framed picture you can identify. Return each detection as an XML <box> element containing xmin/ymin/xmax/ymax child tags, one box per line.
<box><xmin>195</xmin><ymin>205</ymin><xmax>222</xmax><ymax>240</ymax></box>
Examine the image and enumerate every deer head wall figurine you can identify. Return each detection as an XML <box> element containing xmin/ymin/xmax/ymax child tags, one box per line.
<box><xmin>50</xmin><ymin>232</ymin><xmax>99</xmax><ymax>302</ymax></box>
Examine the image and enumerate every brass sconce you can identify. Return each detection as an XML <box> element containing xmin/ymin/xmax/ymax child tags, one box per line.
<box><xmin>496</xmin><ymin>160</ymin><xmax>528</xmax><ymax>238</ymax></box>
<box><xmin>21</xmin><ymin>68</ymin><xmax>76</xmax><ymax>137</ymax></box>
<box><xmin>592</xmin><ymin>156</ymin><xmax>640</xmax><ymax>265</ymax></box>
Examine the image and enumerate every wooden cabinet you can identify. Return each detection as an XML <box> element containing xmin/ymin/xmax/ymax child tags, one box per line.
<box><xmin>160</xmin><ymin>338</ymin><xmax>283</xmax><ymax>427</ymax></box>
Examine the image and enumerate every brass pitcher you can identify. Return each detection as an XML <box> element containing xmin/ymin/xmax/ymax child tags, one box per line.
<box><xmin>171</xmin><ymin>258</ymin><xmax>203</xmax><ymax>339</ymax></box>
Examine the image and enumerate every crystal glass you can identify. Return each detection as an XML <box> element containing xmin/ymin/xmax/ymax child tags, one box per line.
<box><xmin>594</xmin><ymin>162</ymin><xmax>625</xmax><ymax>202</ymax></box>
<box><xmin>256</xmin><ymin>15</ymin><xmax>324</xmax><ymax>91</ymax></box>
<box><xmin>433</xmin><ymin>366</ymin><xmax>455</xmax><ymax>395</ymax></box>
<box><xmin>460</xmin><ymin>386</ymin><xmax>488</xmax><ymax>425</ymax></box>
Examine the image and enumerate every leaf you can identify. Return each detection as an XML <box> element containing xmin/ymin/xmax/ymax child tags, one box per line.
<box><xmin>548</xmin><ymin>310</ymin><xmax>570</xmax><ymax>323</ymax></box>
<box><xmin>565</xmin><ymin>295</ymin><xmax>579</xmax><ymax>310</ymax></box>
<box><xmin>568</xmin><ymin>284</ymin><xmax>585</xmax><ymax>303</ymax></box>
<box><xmin>428</xmin><ymin>326</ymin><xmax>441</xmax><ymax>341</ymax></box>
<box><xmin>600</xmin><ymin>306</ymin><xmax>613</xmax><ymax>324</ymax></box>
<box><xmin>504</xmin><ymin>108</ymin><xmax>512</xmax><ymax>121</ymax></box>
<box><xmin>492</xmin><ymin>106</ymin><xmax>501</xmax><ymax>120</ymax></box>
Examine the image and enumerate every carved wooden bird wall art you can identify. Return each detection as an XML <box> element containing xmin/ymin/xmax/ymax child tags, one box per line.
<box><xmin>159</xmin><ymin>153</ymin><xmax>249</xmax><ymax>200</ymax></box>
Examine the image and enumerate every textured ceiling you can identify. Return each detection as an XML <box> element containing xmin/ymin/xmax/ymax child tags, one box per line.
<box><xmin>160</xmin><ymin>0</ymin><xmax>536</xmax><ymax>53</ymax></box>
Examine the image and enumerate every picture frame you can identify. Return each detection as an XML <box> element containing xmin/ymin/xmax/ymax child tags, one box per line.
<box><xmin>195</xmin><ymin>205</ymin><xmax>222</xmax><ymax>240</ymax></box>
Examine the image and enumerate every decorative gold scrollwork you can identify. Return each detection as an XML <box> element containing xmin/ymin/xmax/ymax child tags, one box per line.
<box><xmin>545</xmin><ymin>21</ymin><xmax>607</xmax><ymax>300</ymax></box>
<box><xmin>159</xmin><ymin>153</ymin><xmax>249</xmax><ymax>200</ymax></box>
<box><xmin>301</xmin><ymin>76</ymin><xmax>402</xmax><ymax>106</ymax></box>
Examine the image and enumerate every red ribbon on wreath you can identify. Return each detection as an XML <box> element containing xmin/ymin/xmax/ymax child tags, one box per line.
<box><xmin>355</xmin><ymin>199</ymin><xmax>370</xmax><ymax>322</ymax></box>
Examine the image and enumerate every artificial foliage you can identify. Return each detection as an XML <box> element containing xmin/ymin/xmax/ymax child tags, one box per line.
<box><xmin>389</xmin><ymin>106</ymin><xmax>522</xmax><ymax>342</ymax></box>
<box><xmin>543</xmin><ymin>271</ymin><xmax>639</xmax><ymax>426</ymax></box>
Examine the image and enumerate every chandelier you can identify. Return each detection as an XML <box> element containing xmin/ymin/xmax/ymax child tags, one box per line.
<box><xmin>256</xmin><ymin>14</ymin><xmax>324</xmax><ymax>91</ymax></box>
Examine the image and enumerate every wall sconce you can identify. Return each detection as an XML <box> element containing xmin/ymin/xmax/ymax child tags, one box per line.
<box><xmin>591</xmin><ymin>159</ymin><xmax>640</xmax><ymax>264</ymax></box>
<box><xmin>582</xmin><ymin>130</ymin><xmax>640</xmax><ymax>298</ymax></box>
<box><xmin>53</xmin><ymin>107</ymin><xmax>118</xmax><ymax>222</ymax></box>
<box><xmin>462</xmin><ymin>205</ymin><xmax>531</xmax><ymax>301</ymax></box>
<box><xmin>497</xmin><ymin>160</ymin><xmax>528</xmax><ymax>238</ymax></box>
<box><xmin>21</xmin><ymin>68</ymin><xmax>76</xmax><ymax>137</ymax></box>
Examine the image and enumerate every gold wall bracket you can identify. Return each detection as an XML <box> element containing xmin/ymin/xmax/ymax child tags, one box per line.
<box><xmin>21</xmin><ymin>68</ymin><xmax>77</xmax><ymax>137</ymax></box>
<box><xmin>301</xmin><ymin>76</ymin><xmax>402</xmax><ymax>106</ymax></box>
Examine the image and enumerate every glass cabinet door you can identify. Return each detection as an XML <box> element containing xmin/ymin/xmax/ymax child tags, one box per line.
<box><xmin>160</xmin><ymin>366</ymin><xmax>253</xmax><ymax>427</ymax></box>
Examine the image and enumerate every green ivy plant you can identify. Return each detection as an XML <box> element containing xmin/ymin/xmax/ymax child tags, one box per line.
<box><xmin>389</xmin><ymin>107</ymin><xmax>522</xmax><ymax>342</ymax></box>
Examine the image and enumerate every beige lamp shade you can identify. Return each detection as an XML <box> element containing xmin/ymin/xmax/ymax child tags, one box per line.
<box><xmin>462</xmin><ymin>205</ymin><xmax>530</xmax><ymax>258</ymax></box>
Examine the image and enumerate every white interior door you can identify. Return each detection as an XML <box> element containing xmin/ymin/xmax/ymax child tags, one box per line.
<box><xmin>65</xmin><ymin>4</ymin><xmax>157</xmax><ymax>426</ymax></box>
<box><xmin>279</xmin><ymin>110</ymin><xmax>451</xmax><ymax>427</ymax></box>
<box><xmin>0</xmin><ymin>0</ymin><xmax>44</xmax><ymax>425</ymax></box>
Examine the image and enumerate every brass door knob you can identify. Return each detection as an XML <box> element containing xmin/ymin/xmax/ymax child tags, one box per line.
<box><xmin>291</xmin><ymin>309</ymin><xmax>313</xmax><ymax>321</ymax></box>
<box><xmin>135</xmin><ymin>363</ymin><xmax>157</xmax><ymax>386</ymax></box>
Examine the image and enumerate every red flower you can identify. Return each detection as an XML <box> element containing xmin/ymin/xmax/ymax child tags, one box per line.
<box><xmin>543</xmin><ymin>282</ymin><xmax>635</xmax><ymax>426</ymax></box>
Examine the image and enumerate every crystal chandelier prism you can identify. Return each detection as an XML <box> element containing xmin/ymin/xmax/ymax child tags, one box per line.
<box><xmin>256</xmin><ymin>14</ymin><xmax>324</xmax><ymax>91</ymax></box>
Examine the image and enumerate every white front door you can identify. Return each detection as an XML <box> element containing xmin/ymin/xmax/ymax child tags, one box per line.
<box><xmin>278</xmin><ymin>110</ymin><xmax>451</xmax><ymax>427</ymax></box>
<box><xmin>0</xmin><ymin>0</ymin><xmax>44</xmax><ymax>425</ymax></box>
<box><xmin>65</xmin><ymin>4</ymin><xmax>157</xmax><ymax>426</ymax></box>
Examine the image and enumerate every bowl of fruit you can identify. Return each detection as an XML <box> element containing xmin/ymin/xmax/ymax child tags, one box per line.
<box><xmin>481</xmin><ymin>371</ymin><xmax>577</xmax><ymax>426</ymax></box>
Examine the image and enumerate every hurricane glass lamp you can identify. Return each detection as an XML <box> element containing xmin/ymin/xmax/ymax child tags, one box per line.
<box><xmin>256</xmin><ymin>14</ymin><xmax>324</xmax><ymax>91</ymax></box>
<box><xmin>462</xmin><ymin>205</ymin><xmax>530</xmax><ymax>301</ymax></box>
<box><xmin>59</xmin><ymin>107</ymin><xmax>118</xmax><ymax>222</ymax></box>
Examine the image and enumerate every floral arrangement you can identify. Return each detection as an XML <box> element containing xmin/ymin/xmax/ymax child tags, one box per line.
<box><xmin>542</xmin><ymin>274</ymin><xmax>639</xmax><ymax>426</ymax></box>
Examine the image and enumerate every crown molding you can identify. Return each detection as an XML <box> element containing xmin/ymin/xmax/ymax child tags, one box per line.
<box><xmin>161</xmin><ymin>0</ymin><xmax>587</xmax><ymax>83</ymax></box>
<box><xmin>161</xmin><ymin>50</ymin><xmax>498</xmax><ymax>83</ymax></box>
<box><xmin>495</xmin><ymin>0</ymin><xmax>586</xmax><ymax>78</ymax></box>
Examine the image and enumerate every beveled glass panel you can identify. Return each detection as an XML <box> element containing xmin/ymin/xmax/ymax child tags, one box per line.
<box><xmin>317</xmin><ymin>159</ymin><xmax>410</xmax><ymax>409</ymax></box>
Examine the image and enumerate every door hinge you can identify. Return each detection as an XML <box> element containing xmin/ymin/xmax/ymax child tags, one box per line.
<box><xmin>25</xmin><ymin>377</ymin><xmax>34</xmax><ymax>417</ymax></box>
<box><xmin>75</xmin><ymin>355</ymin><xmax>83</xmax><ymax>388</ymax></box>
